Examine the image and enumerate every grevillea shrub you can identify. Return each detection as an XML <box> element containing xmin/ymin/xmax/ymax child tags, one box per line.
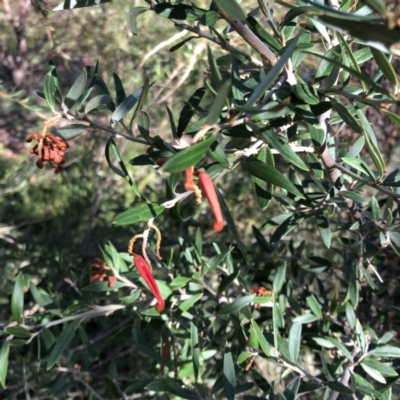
<box><xmin>2</xmin><ymin>0</ymin><xmax>400</xmax><ymax>399</ymax></box>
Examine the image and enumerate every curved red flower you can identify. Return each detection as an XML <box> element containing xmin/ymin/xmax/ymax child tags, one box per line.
<box><xmin>133</xmin><ymin>253</ymin><xmax>164</xmax><ymax>312</ymax></box>
<box><xmin>197</xmin><ymin>171</ymin><xmax>224</xmax><ymax>232</ymax></box>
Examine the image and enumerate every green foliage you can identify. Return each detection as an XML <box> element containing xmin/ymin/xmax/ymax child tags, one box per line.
<box><xmin>1</xmin><ymin>0</ymin><xmax>400</xmax><ymax>398</ymax></box>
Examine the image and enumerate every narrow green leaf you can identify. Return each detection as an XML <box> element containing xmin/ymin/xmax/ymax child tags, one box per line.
<box><xmin>316</xmin><ymin>213</ymin><xmax>331</xmax><ymax>248</ymax></box>
<box><xmin>326</xmin><ymin>381</ymin><xmax>354</xmax><ymax>395</ymax></box>
<box><xmin>245</xmin><ymin>32</ymin><xmax>303</xmax><ymax>107</ymax></box>
<box><xmin>360</xmin><ymin>363</ymin><xmax>386</xmax><ymax>384</ymax></box>
<box><xmin>85</xmin><ymin>94</ymin><xmax>113</xmax><ymax>114</ymax></box>
<box><xmin>63</xmin><ymin>68</ymin><xmax>87</xmax><ymax>112</ymax></box>
<box><xmin>356</xmin><ymin>109</ymin><xmax>386</xmax><ymax>179</ymax></box>
<box><xmin>219</xmin><ymin>295</ymin><xmax>255</xmax><ymax>315</ymax></box>
<box><xmin>113</xmin><ymin>73</ymin><xmax>126</xmax><ymax>105</ymax></box>
<box><xmin>137</xmin><ymin>345</ymin><xmax>173</xmax><ymax>369</ymax></box>
<box><xmin>43</xmin><ymin>73</ymin><xmax>56</xmax><ymax>112</ymax></box>
<box><xmin>341</xmin><ymin>157</ymin><xmax>375</xmax><ymax>180</ymax></box>
<box><xmin>191</xmin><ymin>323</ymin><xmax>199</xmax><ymax>382</ymax></box>
<box><xmin>305</xmin><ymin>50</ymin><xmax>392</xmax><ymax>96</ymax></box>
<box><xmin>111</xmin><ymin>86</ymin><xmax>143</xmax><ymax>122</ymax></box>
<box><xmin>131</xmin><ymin>77</ymin><xmax>150</xmax><ymax>125</ymax></box>
<box><xmin>105</xmin><ymin>137</ymin><xmax>141</xmax><ymax>197</ymax></box>
<box><xmin>54</xmin><ymin>124</ymin><xmax>87</xmax><ymax>141</ymax></box>
<box><xmin>146</xmin><ymin>379</ymin><xmax>200</xmax><ymax>399</ymax></box>
<box><xmin>42</xmin><ymin>327</ymin><xmax>56</xmax><ymax>350</ymax></box>
<box><xmin>324</xmin><ymin>337</ymin><xmax>353</xmax><ymax>361</ymax></box>
<box><xmin>0</xmin><ymin>341</ymin><xmax>10</xmax><ymax>389</ymax></box>
<box><xmin>242</xmin><ymin>157</ymin><xmax>304</xmax><ymax>198</ymax></box>
<box><xmin>223</xmin><ymin>346</ymin><xmax>236</xmax><ymax>400</ymax></box>
<box><xmin>367</xmin><ymin>346</ymin><xmax>400</xmax><ymax>358</ymax></box>
<box><xmin>330</xmin><ymin>98</ymin><xmax>362</xmax><ymax>133</ymax></box>
<box><xmin>137</xmin><ymin>111</ymin><xmax>150</xmax><ymax>141</ymax></box>
<box><xmin>238</xmin><ymin>351</ymin><xmax>253</xmax><ymax>364</ymax></box>
<box><xmin>273</xmin><ymin>264</ymin><xmax>287</xmax><ymax>292</ymax></box>
<box><xmin>154</xmin><ymin>3</ymin><xmax>205</xmax><ymax>21</ymax></box>
<box><xmin>260</xmin><ymin>129</ymin><xmax>308</xmax><ymax>171</ymax></box>
<box><xmin>370</xmin><ymin>197</ymin><xmax>380</xmax><ymax>221</ymax></box>
<box><xmin>362</xmin><ymin>359</ymin><xmax>398</xmax><ymax>377</ymax></box>
<box><xmin>317</xmin><ymin>14</ymin><xmax>399</xmax><ymax>57</ymax></box>
<box><xmin>271</xmin><ymin>214</ymin><xmax>303</xmax><ymax>244</ymax></box>
<box><xmin>74</xmin><ymin>64</ymin><xmax>98</xmax><ymax>110</ymax></box>
<box><xmin>179</xmin><ymin>292</ymin><xmax>203</xmax><ymax>312</ymax></box>
<box><xmin>29</xmin><ymin>282</ymin><xmax>53</xmax><ymax>307</ymax></box>
<box><xmin>166</xmin><ymin>106</ymin><xmax>178</xmax><ymax>141</ymax></box>
<box><xmin>207</xmin><ymin>45</ymin><xmax>222</xmax><ymax>90</ymax></box>
<box><xmin>4</xmin><ymin>326</ymin><xmax>31</xmax><ymax>339</ymax></box>
<box><xmin>247</xmin><ymin>15</ymin><xmax>282</xmax><ymax>54</ymax></box>
<box><xmin>306</xmin><ymin>295</ymin><xmax>323</xmax><ymax>318</ymax></box>
<box><xmin>291</xmin><ymin>31</ymin><xmax>312</xmax><ymax>69</ymax></box>
<box><xmin>231</xmin><ymin>52</ymin><xmax>244</xmax><ymax>105</ymax></box>
<box><xmin>217</xmin><ymin>189</ymin><xmax>249</xmax><ymax>260</ymax></box>
<box><xmin>306</xmin><ymin>122</ymin><xmax>325</xmax><ymax>147</ymax></box>
<box><xmin>177</xmin><ymin>87</ymin><xmax>206</xmax><ymax>137</ymax></box>
<box><xmin>11</xmin><ymin>273</ymin><xmax>24</xmax><ymax>324</ymax></box>
<box><xmin>284</xmin><ymin>376</ymin><xmax>301</xmax><ymax>399</ymax></box>
<box><xmin>127</xmin><ymin>7</ymin><xmax>148</xmax><ymax>36</ymax></box>
<box><xmin>382</xmin><ymin>109</ymin><xmax>400</xmax><ymax>129</ymax></box>
<box><xmin>370</xmin><ymin>47</ymin><xmax>398</xmax><ymax>88</ymax></box>
<box><xmin>345</xmin><ymin>302</ymin><xmax>356</xmax><ymax>329</ymax></box>
<box><xmin>53</xmin><ymin>0</ymin><xmax>111</xmax><ymax>10</ymax></box>
<box><xmin>218</xmin><ymin>269</ymin><xmax>240</xmax><ymax>294</ymax></box>
<box><xmin>163</xmin><ymin>136</ymin><xmax>215</xmax><ymax>173</ymax></box>
<box><xmin>341</xmin><ymin>191</ymin><xmax>367</xmax><ymax>204</ymax></box>
<box><xmin>251</xmin><ymin>320</ymin><xmax>270</xmax><ymax>356</ymax></box>
<box><xmin>292</xmin><ymin>83</ymin><xmax>320</xmax><ymax>105</ymax></box>
<box><xmin>209</xmin><ymin>140</ymin><xmax>229</xmax><ymax>166</ymax></box>
<box><xmin>254</xmin><ymin>147</ymin><xmax>275</xmax><ymax>210</ymax></box>
<box><xmin>114</xmin><ymin>203</ymin><xmax>165</xmax><ymax>226</ymax></box>
<box><xmin>214</xmin><ymin>0</ymin><xmax>246</xmax><ymax>20</ymax></box>
<box><xmin>47</xmin><ymin>320</ymin><xmax>79</xmax><ymax>369</ymax></box>
<box><xmin>346</xmin><ymin>136</ymin><xmax>365</xmax><ymax>158</ymax></box>
<box><xmin>207</xmin><ymin>80</ymin><xmax>230</xmax><ymax>125</ymax></box>
<box><xmin>294</xmin><ymin>313</ymin><xmax>319</xmax><ymax>324</ymax></box>
<box><xmin>362</xmin><ymin>0</ymin><xmax>386</xmax><ymax>15</ymax></box>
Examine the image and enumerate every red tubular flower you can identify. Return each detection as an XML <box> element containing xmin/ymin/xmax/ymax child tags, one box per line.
<box><xmin>184</xmin><ymin>166</ymin><xmax>195</xmax><ymax>191</ymax></box>
<box><xmin>197</xmin><ymin>171</ymin><xmax>224</xmax><ymax>232</ymax></box>
<box><xmin>160</xmin><ymin>342</ymin><xmax>169</xmax><ymax>372</ymax></box>
<box><xmin>133</xmin><ymin>253</ymin><xmax>165</xmax><ymax>312</ymax></box>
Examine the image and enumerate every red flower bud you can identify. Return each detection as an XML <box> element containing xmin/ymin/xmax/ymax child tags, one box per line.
<box><xmin>133</xmin><ymin>254</ymin><xmax>165</xmax><ymax>312</ymax></box>
<box><xmin>197</xmin><ymin>171</ymin><xmax>224</xmax><ymax>232</ymax></box>
<box><xmin>160</xmin><ymin>342</ymin><xmax>169</xmax><ymax>372</ymax></box>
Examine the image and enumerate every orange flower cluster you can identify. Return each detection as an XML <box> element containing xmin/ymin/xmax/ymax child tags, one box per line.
<box><xmin>26</xmin><ymin>133</ymin><xmax>69</xmax><ymax>173</ymax></box>
<box><xmin>89</xmin><ymin>258</ymin><xmax>117</xmax><ymax>288</ymax></box>
<box><xmin>250</xmin><ymin>286</ymin><xmax>272</xmax><ymax>309</ymax></box>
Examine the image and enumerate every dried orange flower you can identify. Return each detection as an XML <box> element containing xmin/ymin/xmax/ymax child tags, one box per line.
<box><xmin>89</xmin><ymin>257</ymin><xmax>117</xmax><ymax>288</ymax></box>
<box><xmin>26</xmin><ymin>133</ymin><xmax>69</xmax><ymax>173</ymax></box>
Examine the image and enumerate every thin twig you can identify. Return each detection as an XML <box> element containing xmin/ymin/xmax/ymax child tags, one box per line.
<box><xmin>74</xmin><ymin>114</ymin><xmax>149</xmax><ymax>145</ymax></box>
<box><xmin>334</xmin><ymin>162</ymin><xmax>400</xmax><ymax>199</ymax></box>
<box><xmin>172</xmin><ymin>20</ymin><xmax>263</xmax><ymax>67</ymax></box>
<box><xmin>216</xmin><ymin>6</ymin><xmax>278</xmax><ymax>67</ymax></box>
<box><xmin>138</xmin><ymin>28</ymin><xmax>189</xmax><ymax>70</ymax></box>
